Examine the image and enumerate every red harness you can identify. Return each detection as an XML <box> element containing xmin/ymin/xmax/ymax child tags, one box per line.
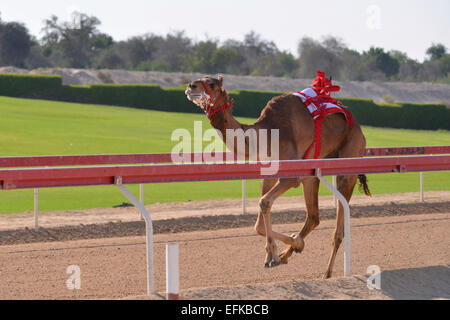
<box><xmin>297</xmin><ymin>71</ymin><xmax>354</xmax><ymax>159</ymax></box>
<box><xmin>200</xmin><ymin>81</ymin><xmax>234</xmax><ymax>125</ymax></box>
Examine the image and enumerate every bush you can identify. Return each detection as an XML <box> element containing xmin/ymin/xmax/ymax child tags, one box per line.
<box><xmin>338</xmin><ymin>98</ymin><xmax>450</xmax><ymax>130</ymax></box>
<box><xmin>162</xmin><ymin>87</ymin><xmax>202</xmax><ymax>114</ymax></box>
<box><xmin>0</xmin><ymin>73</ymin><xmax>62</xmax><ymax>98</ymax></box>
<box><xmin>0</xmin><ymin>73</ymin><xmax>448</xmax><ymax>130</ymax></box>
<box><xmin>229</xmin><ymin>89</ymin><xmax>283</xmax><ymax>118</ymax></box>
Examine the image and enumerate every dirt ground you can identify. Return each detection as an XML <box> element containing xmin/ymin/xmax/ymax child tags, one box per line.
<box><xmin>0</xmin><ymin>192</ymin><xmax>449</xmax><ymax>300</ymax></box>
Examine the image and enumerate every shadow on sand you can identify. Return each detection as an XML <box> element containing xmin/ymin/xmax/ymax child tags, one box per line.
<box><xmin>361</xmin><ymin>264</ymin><xmax>450</xmax><ymax>300</ymax></box>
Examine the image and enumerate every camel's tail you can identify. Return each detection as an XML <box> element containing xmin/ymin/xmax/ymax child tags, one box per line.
<box><xmin>358</xmin><ymin>174</ymin><xmax>371</xmax><ymax>196</ymax></box>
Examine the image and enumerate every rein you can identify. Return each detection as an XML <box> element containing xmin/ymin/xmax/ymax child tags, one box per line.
<box><xmin>200</xmin><ymin>80</ymin><xmax>234</xmax><ymax>125</ymax></box>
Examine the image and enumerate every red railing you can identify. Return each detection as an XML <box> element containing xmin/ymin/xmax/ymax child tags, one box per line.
<box><xmin>1</xmin><ymin>146</ymin><xmax>449</xmax><ymax>168</ymax></box>
<box><xmin>0</xmin><ymin>154</ymin><xmax>449</xmax><ymax>190</ymax></box>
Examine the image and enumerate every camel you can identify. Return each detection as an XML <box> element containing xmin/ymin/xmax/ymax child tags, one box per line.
<box><xmin>185</xmin><ymin>73</ymin><xmax>371</xmax><ymax>279</ymax></box>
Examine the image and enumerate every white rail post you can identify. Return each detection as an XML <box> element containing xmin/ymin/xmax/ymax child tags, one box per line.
<box><xmin>140</xmin><ymin>184</ymin><xmax>144</xmax><ymax>220</ymax></box>
<box><xmin>242</xmin><ymin>180</ymin><xmax>246</xmax><ymax>214</ymax></box>
<box><xmin>332</xmin><ymin>176</ymin><xmax>337</xmax><ymax>208</ymax></box>
<box><xmin>316</xmin><ymin>169</ymin><xmax>351</xmax><ymax>277</ymax></box>
<box><xmin>116</xmin><ymin>178</ymin><xmax>155</xmax><ymax>295</ymax></box>
<box><xmin>166</xmin><ymin>244</ymin><xmax>180</xmax><ymax>300</ymax></box>
<box><xmin>420</xmin><ymin>172</ymin><xmax>424</xmax><ymax>202</ymax></box>
<box><xmin>34</xmin><ymin>188</ymin><xmax>39</xmax><ymax>229</ymax></box>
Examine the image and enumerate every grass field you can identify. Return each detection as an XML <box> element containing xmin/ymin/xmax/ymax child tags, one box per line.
<box><xmin>0</xmin><ymin>96</ymin><xmax>449</xmax><ymax>214</ymax></box>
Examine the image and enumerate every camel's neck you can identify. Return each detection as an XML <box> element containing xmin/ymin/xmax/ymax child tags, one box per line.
<box><xmin>211</xmin><ymin>108</ymin><xmax>244</xmax><ymax>135</ymax></box>
<box><xmin>206</xmin><ymin>90</ymin><xmax>248</xmax><ymax>142</ymax></box>
<box><xmin>210</xmin><ymin>108</ymin><xmax>259</xmax><ymax>159</ymax></box>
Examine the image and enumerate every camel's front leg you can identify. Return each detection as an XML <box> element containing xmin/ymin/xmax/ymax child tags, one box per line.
<box><xmin>259</xmin><ymin>197</ymin><xmax>281</xmax><ymax>267</ymax></box>
<box><xmin>279</xmin><ymin>177</ymin><xmax>320</xmax><ymax>264</ymax></box>
<box><xmin>323</xmin><ymin>175</ymin><xmax>357</xmax><ymax>279</ymax></box>
<box><xmin>258</xmin><ymin>178</ymin><xmax>302</xmax><ymax>268</ymax></box>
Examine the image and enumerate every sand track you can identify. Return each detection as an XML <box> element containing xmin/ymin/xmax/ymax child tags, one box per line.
<box><xmin>0</xmin><ymin>193</ymin><xmax>449</xmax><ymax>300</ymax></box>
<box><xmin>1</xmin><ymin>192</ymin><xmax>449</xmax><ymax>246</ymax></box>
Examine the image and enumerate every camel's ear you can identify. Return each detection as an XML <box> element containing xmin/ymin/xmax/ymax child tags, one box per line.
<box><xmin>217</xmin><ymin>75</ymin><xmax>223</xmax><ymax>87</ymax></box>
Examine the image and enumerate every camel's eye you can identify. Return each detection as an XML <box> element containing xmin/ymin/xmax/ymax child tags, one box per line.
<box><xmin>209</xmin><ymin>83</ymin><xmax>215</xmax><ymax>89</ymax></box>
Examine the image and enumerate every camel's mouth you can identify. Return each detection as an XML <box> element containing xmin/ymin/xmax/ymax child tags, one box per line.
<box><xmin>185</xmin><ymin>88</ymin><xmax>211</xmax><ymax>112</ymax></box>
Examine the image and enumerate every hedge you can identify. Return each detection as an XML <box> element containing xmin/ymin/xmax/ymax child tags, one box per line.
<box><xmin>337</xmin><ymin>98</ymin><xmax>450</xmax><ymax>130</ymax></box>
<box><xmin>0</xmin><ymin>73</ymin><xmax>62</xmax><ymax>98</ymax></box>
<box><xmin>0</xmin><ymin>73</ymin><xmax>448</xmax><ymax>130</ymax></box>
<box><xmin>229</xmin><ymin>89</ymin><xmax>283</xmax><ymax>118</ymax></box>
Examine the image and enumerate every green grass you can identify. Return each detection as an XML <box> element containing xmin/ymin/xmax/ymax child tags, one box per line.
<box><xmin>0</xmin><ymin>96</ymin><xmax>449</xmax><ymax>214</ymax></box>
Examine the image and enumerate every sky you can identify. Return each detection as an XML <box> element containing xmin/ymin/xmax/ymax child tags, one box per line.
<box><xmin>1</xmin><ymin>0</ymin><xmax>449</xmax><ymax>62</ymax></box>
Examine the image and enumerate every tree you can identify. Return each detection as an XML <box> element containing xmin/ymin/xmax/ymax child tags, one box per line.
<box><xmin>363</xmin><ymin>47</ymin><xmax>400</xmax><ymax>79</ymax></box>
<box><xmin>93</xmin><ymin>48</ymin><xmax>123</xmax><ymax>69</ymax></box>
<box><xmin>211</xmin><ymin>46</ymin><xmax>239</xmax><ymax>73</ymax></box>
<box><xmin>92</xmin><ymin>33</ymin><xmax>113</xmax><ymax>50</ymax></box>
<box><xmin>0</xmin><ymin>20</ymin><xmax>32</xmax><ymax>66</ymax></box>
<box><xmin>115</xmin><ymin>37</ymin><xmax>148</xmax><ymax>68</ymax></box>
<box><xmin>41</xmin><ymin>12</ymin><xmax>106</xmax><ymax>68</ymax></box>
<box><xmin>339</xmin><ymin>48</ymin><xmax>364</xmax><ymax>80</ymax></box>
<box><xmin>297</xmin><ymin>37</ymin><xmax>342</xmax><ymax>79</ymax></box>
<box><xmin>426</xmin><ymin>43</ymin><xmax>447</xmax><ymax>60</ymax></box>
<box><xmin>276</xmin><ymin>51</ymin><xmax>299</xmax><ymax>77</ymax></box>
<box><xmin>187</xmin><ymin>40</ymin><xmax>218</xmax><ymax>73</ymax></box>
<box><xmin>25</xmin><ymin>40</ymin><xmax>52</xmax><ymax>68</ymax></box>
<box><xmin>150</xmin><ymin>31</ymin><xmax>191</xmax><ymax>72</ymax></box>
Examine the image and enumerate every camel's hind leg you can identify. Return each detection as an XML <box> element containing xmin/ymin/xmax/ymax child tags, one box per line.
<box><xmin>323</xmin><ymin>125</ymin><xmax>366</xmax><ymax>278</ymax></box>
<box><xmin>279</xmin><ymin>177</ymin><xmax>320</xmax><ymax>264</ymax></box>
<box><xmin>323</xmin><ymin>174</ymin><xmax>357</xmax><ymax>279</ymax></box>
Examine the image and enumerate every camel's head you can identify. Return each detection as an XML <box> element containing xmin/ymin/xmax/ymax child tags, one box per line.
<box><xmin>185</xmin><ymin>75</ymin><xmax>225</xmax><ymax>113</ymax></box>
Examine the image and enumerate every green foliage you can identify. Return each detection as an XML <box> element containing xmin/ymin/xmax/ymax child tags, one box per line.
<box><xmin>0</xmin><ymin>21</ymin><xmax>33</xmax><ymax>67</ymax></box>
<box><xmin>41</xmin><ymin>12</ymin><xmax>102</xmax><ymax>68</ymax></box>
<box><xmin>0</xmin><ymin>73</ymin><xmax>62</xmax><ymax>97</ymax></box>
<box><xmin>338</xmin><ymin>98</ymin><xmax>450</xmax><ymax>130</ymax></box>
<box><xmin>229</xmin><ymin>89</ymin><xmax>282</xmax><ymax>118</ymax></box>
<box><xmin>363</xmin><ymin>47</ymin><xmax>400</xmax><ymax>79</ymax></box>
<box><xmin>0</xmin><ymin>73</ymin><xmax>448</xmax><ymax>130</ymax></box>
<box><xmin>2</xmin><ymin>12</ymin><xmax>450</xmax><ymax>82</ymax></box>
<box><xmin>426</xmin><ymin>43</ymin><xmax>447</xmax><ymax>60</ymax></box>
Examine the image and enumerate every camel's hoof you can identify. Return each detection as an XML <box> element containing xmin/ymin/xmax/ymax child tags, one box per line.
<box><xmin>270</xmin><ymin>260</ymin><xmax>280</xmax><ymax>267</ymax></box>
<box><xmin>279</xmin><ymin>255</ymin><xmax>289</xmax><ymax>264</ymax></box>
<box><xmin>322</xmin><ymin>272</ymin><xmax>332</xmax><ymax>279</ymax></box>
<box><xmin>279</xmin><ymin>250</ymin><xmax>291</xmax><ymax>264</ymax></box>
<box><xmin>291</xmin><ymin>233</ymin><xmax>305</xmax><ymax>253</ymax></box>
<box><xmin>264</xmin><ymin>258</ymin><xmax>281</xmax><ymax>268</ymax></box>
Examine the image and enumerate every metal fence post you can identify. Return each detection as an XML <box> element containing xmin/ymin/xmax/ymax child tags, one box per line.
<box><xmin>34</xmin><ymin>188</ymin><xmax>39</xmax><ymax>228</ymax></box>
<box><xmin>332</xmin><ymin>176</ymin><xmax>337</xmax><ymax>208</ymax></box>
<box><xmin>242</xmin><ymin>180</ymin><xmax>246</xmax><ymax>214</ymax></box>
<box><xmin>420</xmin><ymin>172</ymin><xmax>424</xmax><ymax>202</ymax></box>
<box><xmin>166</xmin><ymin>244</ymin><xmax>180</xmax><ymax>300</ymax></box>
<box><xmin>116</xmin><ymin>180</ymin><xmax>155</xmax><ymax>295</ymax></box>
<box><xmin>140</xmin><ymin>183</ymin><xmax>144</xmax><ymax>220</ymax></box>
<box><xmin>317</xmin><ymin>169</ymin><xmax>351</xmax><ymax>277</ymax></box>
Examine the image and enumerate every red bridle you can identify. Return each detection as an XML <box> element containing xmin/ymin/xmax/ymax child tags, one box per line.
<box><xmin>200</xmin><ymin>80</ymin><xmax>234</xmax><ymax>125</ymax></box>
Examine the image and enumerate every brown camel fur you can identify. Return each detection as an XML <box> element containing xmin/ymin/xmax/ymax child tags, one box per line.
<box><xmin>185</xmin><ymin>75</ymin><xmax>370</xmax><ymax>279</ymax></box>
